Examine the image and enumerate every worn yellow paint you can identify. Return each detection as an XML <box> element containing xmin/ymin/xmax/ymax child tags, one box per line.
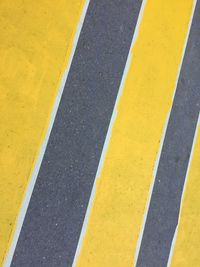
<box><xmin>170</xmin><ymin>122</ymin><xmax>200</xmax><ymax>267</ymax></box>
<box><xmin>76</xmin><ymin>1</ymin><xmax>194</xmax><ymax>266</ymax></box>
<box><xmin>0</xmin><ymin>0</ymin><xmax>85</xmax><ymax>265</ymax></box>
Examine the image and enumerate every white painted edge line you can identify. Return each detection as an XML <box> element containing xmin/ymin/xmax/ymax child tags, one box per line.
<box><xmin>133</xmin><ymin>110</ymin><xmax>170</xmax><ymax>266</ymax></box>
<box><xmin>72</xmin><ymin>0</ymin><xmax>147</xmax><ymax>266</ymax></box>
<box><xmin>133</xmin><ymin>0</ymin><xmax>197</xmax><ymax>265</ymax></box>
<box><xmin>3</xmin><ymin>1</ymin><xmax>90</xmax><ymax>266</ymax></box>
<box><xmin>167</xmin><ymin>112</ymin><xmax>200</xmax><ymax>267</ymax></box>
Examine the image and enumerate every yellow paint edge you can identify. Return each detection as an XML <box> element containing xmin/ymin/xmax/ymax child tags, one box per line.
<box><xmin>75</xmin><ymin>1</ymin><xmax>195</xmax><ymax>266</ymax></box>
<box><xmin>73</xmin><ymin>0</ymin><xmax>148</xmax><ymax>264</ymax></box>
<box><xmin>168</xmin><ymin>113</ymin><xmax>200</xmax><ymax>267</ymax></box>
<box><xmin>136</xmin><ymin>0</ymin><xmax>198</xmax><ymax>265</ymax></box>
<box><xmin>3</xmin><ymin>1</ymin><xmax>90</xmax><ymax>266</ymax></box>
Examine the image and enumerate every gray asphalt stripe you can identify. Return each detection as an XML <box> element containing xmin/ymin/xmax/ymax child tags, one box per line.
<box><xmin>11</xmin><ymin>1</ymin><xmax>142</xmax><ymax>267</ymax></box>
<box><xmin>136</xmin><ymin>1</ymin><xmax>200</xmax><ymax>267</ymax></box>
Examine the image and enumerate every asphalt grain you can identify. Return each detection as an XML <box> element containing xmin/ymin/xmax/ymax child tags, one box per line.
<box><xmin>136</xmin><ymin>1</ymin><xmax>200</xmax><ymax>266</ymax></box>
<box><xmin>11</xmin><ymin>1</ymin><xmax>142</xmax><ymax>266</ymax></box>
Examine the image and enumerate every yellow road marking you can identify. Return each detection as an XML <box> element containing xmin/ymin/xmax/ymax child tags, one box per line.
<box><xmin>0</xmin><ymin>0</ymin><xmax>86</xmax><ymax>265</ymax></box>
<box><xmin>170</xmin><ymin>119</ymin><xmax>200</xmax><ymax>267</ymax></box>
<box><xmin>75</xmin><ymin>1</ymin><xmax>194</xmax><ymax>266</ymax></box>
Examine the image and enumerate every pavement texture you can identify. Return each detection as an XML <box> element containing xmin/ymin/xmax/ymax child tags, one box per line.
<box><xmin>0</xmin><ymin>0</ymin><xmax>199</xmax><ymax>267</ymax></box>
<box><xmin>11</xmin><ymin>1</ymin><xmax>142</xmax><ymax>266</ymax></box>
<box><xmin>136</xmin><ymin>1</ymin><xmax>200</xmax><ymax>266</ymax></box>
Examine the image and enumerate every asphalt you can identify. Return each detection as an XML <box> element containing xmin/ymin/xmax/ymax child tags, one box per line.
<box><xmin>11</xmin><ymin>1</ymin><xmax>142</xmax><ymax>266</ymax></box>
<box><xmin>9</xmin><ymin>1</ymin><xmax>200</xmax><ymax>266</ymax></box>
<box><xmin>136</xmin><ymin>1</ymin><xmax>200</xmax><ymax>266</ymax></box>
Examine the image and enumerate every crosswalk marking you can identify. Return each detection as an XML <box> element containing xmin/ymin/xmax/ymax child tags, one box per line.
<box><xmin>0</xmin><ymin>1</ymin><xmax>86</xmax><ymax>265</ymax></box>
<box><xmin>136</xmin><ymin>0</ymin><xmax>200</xmax><ymax>264</ymax></box>
<box><xmin>169</xmin><ymin>115</ymin><xmax>200</xmax><ymax>266</ymax></box>
<box><xmin>10</xmin><ymin>1</ymin><xmax>144</xmax><ymax>266</ymax></box>
<box><xmin>75</xmin><ymin>1</ymin><xmax>194</xmax><ymax>266</ymax></box>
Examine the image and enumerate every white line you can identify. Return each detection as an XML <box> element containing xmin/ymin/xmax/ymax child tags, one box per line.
<box><xmin>72</xmin><ymin>0</ymin><xmax>147</xmax><ymax>266</ymax></box>
<box><xmin>133</xmin><ymin>110</ymin><xmax>170</xmax><ymax>266</ymax></box>
<box><xmin>133</xmin><ymin>0</ymin><xmax>197</xmax><ymax>265</ymax></box>
<box><xmin>167</xmin><ymin>112</ymin><xmax>200</xmax><ymax>267</ymax></box>
<box><xmin>3</xmin><ymin>1</ymin><xmax>90</xmax><ymax>266</ymax></box>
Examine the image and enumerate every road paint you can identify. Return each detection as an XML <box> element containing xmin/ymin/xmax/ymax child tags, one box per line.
<box><xmin>135</xmin><ymin>3</ymin><xmax>197</xmax><ymax>260</ymax></box>
<box><xmin>168</xmin><ymin>114</ymin><xmax>200</xmax><ymax>267</ymax></box>
<box><xmin>73</xmin><ymin>0</ymin><xmax>147</xmax><ymax>265</ymax></box>
<box><xmin>11</xmin><ymin>1</ymin><xmax>143</xmax><ymax>266</ymax></box>
<box><xmin>136</xmin><ymin>0</ymin><xmax>200</xmax><ymax>264</ymax></box>
<box><xmin>75</xmin><ymin>1</ymin><xmax>194</xmax><ymax>266</ymax></box>
<box><xmin>0</xmin><ymin>1</ymin><xmax>86</xmax><ymax>265</ymax></box>
<box><xmin>171</xmin><ymin>123</ymin><xmax>200</xmax><ymax>267</ymax></box>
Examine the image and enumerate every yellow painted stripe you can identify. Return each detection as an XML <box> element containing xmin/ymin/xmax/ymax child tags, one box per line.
<box><xmin>75</xmin><ymin>1</ymin><xmax>194</xmax><ymax>266</ymax></box>
<box><xmin>0</xmin><ymin>0</ymin><xmax>86</xmax><ymax>265</ymax></box>
<box><xmin>170</xmin><ymin>119</ymin><xmax>200</xmax><ymax>267</ymax></box>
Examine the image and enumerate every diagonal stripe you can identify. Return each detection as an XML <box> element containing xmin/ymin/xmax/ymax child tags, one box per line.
<box><xmin>74</xmin><ymin>1</ymin><xmax>195</xmax><ymax>266</ymax></box>
<box><xmin>168</xmin><ymin>115</ymin><xmax>200</xmax><ymax>267</ymax></box>
<box><xmin>136</xmin><ymin>1</ymin><xmax>200</xmax><ymax>266</ymax></box>
<box><xmin>11</xmin><ymin>1</ymin><xmax>143</xmax><ymax>266</ymax></box>
<box><xmin>0</xmin><ymin>1</ymin><xmax>86</xmax><ymax>266</ymax></box>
